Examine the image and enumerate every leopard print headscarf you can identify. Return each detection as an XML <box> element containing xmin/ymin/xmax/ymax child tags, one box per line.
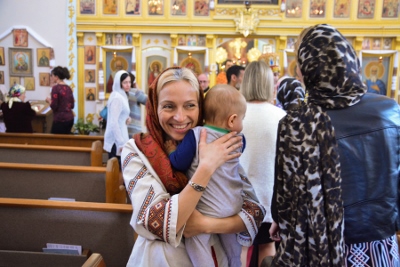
<box><xmin>274</xmin><ymin>24</ymin><xmax>366</xmax><ymax>266</ymax></box>
<box><xmin>276</xmin><ymin>77</ymin><xmax>305</xmax><ymax>110</ymax></box>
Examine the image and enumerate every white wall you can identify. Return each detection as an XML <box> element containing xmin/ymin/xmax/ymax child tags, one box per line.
<box><xmin>0</xmin><ymin>0</ymin><xmax>69</xmax><ymax>102</ymax></box>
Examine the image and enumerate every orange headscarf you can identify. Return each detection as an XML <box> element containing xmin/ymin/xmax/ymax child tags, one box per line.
<box><xmin>134</xmin><ymin>67</ymin><xmax>204</xmax><ymax>195</ymax></box>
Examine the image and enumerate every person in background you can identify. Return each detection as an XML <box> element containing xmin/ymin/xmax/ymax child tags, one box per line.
<box><xmin>121</xmin><ymin>67</ymin><xmax>264</xmax><ymax>266</ymax></box>
<box><xmin>0</xmin><ymin>89</ymin><xmax>4</xmax><ymax>105</ymax></box>
<box><xmin>127</xmin><ymin>72</ymin><xmax>147</xmax><ymax>136</ymax></box>
<box><xmin>227</xmin><ymin>65</ymin><xmax>245</xmax><ymax>90</ymax></box>
<box><xmin>46</xmin><ymin>66</ymin><xmax>74</xmax><ymax>134</ymax></box>
<box><xmin>270</xmin><ymin>24</ymin><xmax>400</xmax><ymax>266</ymax></box>
<box><xmin>103</xmin><ymin>70</ymin><xmax>131</xmax><ymax>169</ymax></box>
<box><xmin>1</xmin><ymin>84</ymin><xmax>36</xmax><ymax>133</ymax></box>
<box><xmin>275</xmin><ymin>77</ymin><xmax>305</xmax><ymax>111</ymax></box>
<box><xmin>239</xmin><ymin>60</ymin><xmax>286</xmax><ymax>267</ymax></box>
<box><xmin>197</xmin><ymin>72</ymin><xmax>210</xmax><ymax>94</ymax></box>
<box><xmin>165</xmin><ymin>84</ymin><xmax>262</xmax><ymax>267</ymax></box>
<box><xmin>216</xmin><ymin>59</ymin><xmax>233</xmax><ymax>84</ymax></box>
<box><xmin>271</xmin><ymin>65</ymin><xmax>280</xmax><ymax>87</ymax></box>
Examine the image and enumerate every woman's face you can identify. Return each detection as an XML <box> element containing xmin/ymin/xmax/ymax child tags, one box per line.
<box><xmin>121</xmin><ymin>75</ymin><xmax>131</xmax><ymax>92</ymax></box>
<box><xmin>157</xmin><ymin>80</ymin><xmax>199</xmax><ymax>141</ymax></box>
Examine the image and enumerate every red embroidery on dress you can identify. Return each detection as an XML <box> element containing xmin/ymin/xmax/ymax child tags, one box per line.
<box><xmin>126</xmin><ymin>165</ymin><xmax>148</xmax><ymax>196</ymax></box>
<box><xmin>138</xmin><ymin>186</ymin><xmax>155</xmax><ymax>224</ymax></box>
<box><xmin>122</xmin><ymin>152</ymin><xmax>138</xmax><ymax>171</ymax></box>
<box><xmin>147</xmin><ymin>199</ymin><xmax>168</xmax><ymax>240</ymax></box>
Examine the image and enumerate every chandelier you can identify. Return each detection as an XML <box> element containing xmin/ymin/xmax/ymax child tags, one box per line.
<box><xmin>234</xmin><ymin>1</ymin><xmax>260</xmax><ymax>37</ymax></box>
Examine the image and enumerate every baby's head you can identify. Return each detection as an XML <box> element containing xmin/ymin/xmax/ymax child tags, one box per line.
<box><xmin>203</xmin><ymin>84</ymin><xmax>247</xmax><ymax>133</ymax></box>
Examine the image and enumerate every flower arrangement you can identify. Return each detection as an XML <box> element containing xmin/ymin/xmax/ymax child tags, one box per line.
<box><xmin>73</xmin><ymin>115</ymin><xmax>100</xmax><ymax>135</ymax></box>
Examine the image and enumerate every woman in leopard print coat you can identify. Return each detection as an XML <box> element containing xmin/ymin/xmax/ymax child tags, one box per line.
<box><xmin>271</xmin><ymin>24</ymin><xmax>400</xmax><ymax>266</ymax></box>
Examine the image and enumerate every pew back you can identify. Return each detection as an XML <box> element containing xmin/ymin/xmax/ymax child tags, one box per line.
<box><xmin>0</xmin><ymin>198</ymin><xmax>134</xmax><ymax>267</ymax></box>
<box><xmin>0</xmin><ymin>158</ymin><xmax>121</xmax><ymax>203</ymax></box>
<box><xmin>0</xmin><ymin>132</ymin><xmax>104</xmax><ymax>148</ymax></box>
<box><xmin>0</xmin><ymin>141</ymin><xmax>103</xmax><ymax>166</ymax></box>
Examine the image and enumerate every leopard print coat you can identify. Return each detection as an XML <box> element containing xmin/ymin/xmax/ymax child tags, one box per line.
<box><xmin>273</xmin><ymin>24</ymin><xmax>366</xmax><ymax>267</ymax></box>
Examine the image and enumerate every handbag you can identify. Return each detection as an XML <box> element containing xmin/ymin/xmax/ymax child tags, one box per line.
<box><xmin>99</xmin><ymin>106</ymin><xmax>107</xmax><ymax>121</ymax></box>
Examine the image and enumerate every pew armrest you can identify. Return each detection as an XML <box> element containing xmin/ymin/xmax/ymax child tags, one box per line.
<box><xmin>82</xmin><ymin>253</ymin><xmax>107</xmax><ymax>267</ymax></box>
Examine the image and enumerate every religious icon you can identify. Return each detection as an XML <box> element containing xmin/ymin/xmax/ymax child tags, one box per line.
<box><xmin>171</xmin><ymin>0</ymin><xmax>186</xmax><ymax>15</ymax></box>
<box><xmin>362</xmin><ymin>38</ymin><xmax>371</xmax><ymax>50</ymax></box>
<box><xmin>0</xmin><ymin>71</ymin><xmax>4</xmax><ymax>84</ymax></box>
<box><xmin>178</xmin><ymin>35</ymin><xmax>186</xmax><ymax>46</ymax></box>
<box><xmin>333</xmin><ymin>0</ymin><xmax>350</xmax><ymax>18</ymax></box>
<box><xmin>103</xmin><ymin>0</ymin><xmax>118</xmax><ymax>14</ymax></box>
<box><xmin>309</xmin><ymin>0</ymin><xmax>326</xmax><ymax>18</ymax></box>
<box><xmin>383</xmin><ymin>38</ymin><xmax>392</xmax><ymax>50</ymax></box>
<box><xmin>37</xmin><ymin>48</ymin><xmax>50</xmax><ymax>67</ymax></box>
<box><xmin>148</xmin><ymin>61</ymin><xmax>163</xmax><ymax>87</ymax></box>
<box><xmin>358</xmin><ymin>0</ymin><xmax>375</xmax><ymax>18</ymax></box>
<box><xmin>0</xmin><ymin>47</ymin><xmax>4</xmax><ymax>65</ymax></box>
<box><xmin>24</xmin><ymin>77</ymin><xmax>35</xmax><ymax>91</ymax></box>
<box><xmin>13</xmin><ymin>29</ymin><xmax>28</xmax><ymax>47</ymax></box>
<box><xmin>85</xmin><ymin>69</ymin><xmax>96</xmax><ymax>83</ymax></box>
<box><xmin>285</xmin><ymin>0</ymin><xmax>302</xmax><ymax>18</ymax></box>
<box><xmin>80</xmin><ymin>0</ymin><xmax>96</xmax><ymax>14</ymax></box>
<box><xmin>148</xmin><ymin>1</ymin><xmax>163</xmax><ymax>15</ymax></box>
<box><xmin>39</xmin><ymin>72</ymin><xmax>50</xmax><ymax>86</ymax></box>
<box><xmin>372</xmin><ymin>38</ymin><xmax>381</xmax><ymax>50</ymax></box>
<box><xmin>194</xmin><ymin>0</ymin><xmax>209</xmax><ymax>16</ymax></box>
<box><xmin>86</xmin><ymin>88</ymin><xmax>96</xmax><ymax>101</ymax></box>
<box><xmin>382</xmin><ymin>0</ymin><xmax>398</xmax><ymax>18</ymax></box>
<box><xmin>84</xmin><ymin>46</ymin><xmax>96</xmax><ymax>64</ymax></box>
<box><xmin>10</xmin><ymin>76</ymin><xmax>21</xmax><ymax>87</ymax></box>
<box><xmin>105</xmin><ymin>34</ymin><xmax>113</xmax><ymax>45</ymax></box>
<box><xmin>106</xmin><ymin>54</ymin><xmax>129</xmax><ymax>93</ymax></box>
<box><xmin>180</xmin><ymin>57</ymin><xmax>202</xmax><ymax>76</ymax></box>
<box><xmin>125</xmin><ymin>0</ymin><xmax>140</xmax><ymax>15</ymax></box>
<box><xmin>9</xmin><ymin>48</ymin><xmax>33</xmax><ymax>77</ymax></box>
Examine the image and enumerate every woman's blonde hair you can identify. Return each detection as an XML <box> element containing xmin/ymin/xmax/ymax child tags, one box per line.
<box><xmin>240</xmin><ymin>60</ymin><xmax>274</xmax><ymax>102</ymax></box>
<box><xmin>157</xmin><ymin>68</ymin><xmax>199</xmax><ymax>98</ymax></box>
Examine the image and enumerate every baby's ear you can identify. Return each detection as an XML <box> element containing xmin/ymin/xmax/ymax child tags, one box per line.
<box><xmin>227</xmin><ymin>114</ymin><xmax>238</xmax><ymax>128</ymax></box>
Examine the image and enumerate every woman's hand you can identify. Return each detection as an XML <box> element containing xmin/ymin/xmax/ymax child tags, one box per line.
<box><xmin>184</xmin><ymin>210</ymin><xmax>247</xmax><ymax>238</ymax></box>
<box><xmin>45</xmin><ymin>97</ymin><xmax>51</xmax><ymax>104</ymax></box>
<box><xmin>269</xmin><ymin>221</ymin><xmax>281</xmax><ymax>242</ymax></box>
<box><xmin>126</xmin><ymin>117</ymin><xmax>132</xmax><ymax>125</ymax></box>
<box><xmin>183</xmin><ymin>210</ymin><xmax>209</xmax><ymax>238</ymax></box>
<box><xmin>198</xmin><ymin>129</ymin><xmax>242</xmax><ymax>174</ymax></box>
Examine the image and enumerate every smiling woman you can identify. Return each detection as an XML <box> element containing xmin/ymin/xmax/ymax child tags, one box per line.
<box><xmin>121</xmin><ymin>67</ymin><xmax>265</xmax><ymax>267</ymax></box>
<box><xmin>157</xmin><ymin>80</ymin><xmax>199</xmax><ymax>142</ymax></box>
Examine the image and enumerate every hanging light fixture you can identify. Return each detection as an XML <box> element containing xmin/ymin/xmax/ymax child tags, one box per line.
<box><xmin>233</xmin><ymin>1</ymin><xmax>260</xmax><ymax>37</ymax></box>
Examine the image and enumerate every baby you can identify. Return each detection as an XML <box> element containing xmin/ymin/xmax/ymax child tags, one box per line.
<box><xmin>165</xmin><ymin>84</ymin><xmax>248</xmax><ymax>267</ymax></box>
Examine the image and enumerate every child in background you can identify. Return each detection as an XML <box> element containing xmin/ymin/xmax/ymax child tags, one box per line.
<box><xmin>165</xmin><ymin>84</ymin><xmax>259</xmax><ymax>267</ymax></box>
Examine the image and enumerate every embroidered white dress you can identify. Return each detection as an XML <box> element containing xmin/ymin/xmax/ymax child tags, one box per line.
<box><xmin>121</xmin><ymin>139</ymin><xmax>264</xmax><ymax>267</ymax></box>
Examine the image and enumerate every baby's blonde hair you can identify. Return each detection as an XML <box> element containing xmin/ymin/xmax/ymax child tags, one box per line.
<box><xmin>203</xmin><ymin>84</ymin><xmax>246</xmax><ymax>127</ymax></box>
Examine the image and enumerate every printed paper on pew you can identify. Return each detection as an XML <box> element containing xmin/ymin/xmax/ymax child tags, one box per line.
<box><xmin>48</xmin><ymin>197</ymin><xmax>76</xmax><ymax>202</ymax></box>
<box><xmin>43</xmin><ymin>243</ymin><xmax>82</xmax><ymax>255</ymax></box>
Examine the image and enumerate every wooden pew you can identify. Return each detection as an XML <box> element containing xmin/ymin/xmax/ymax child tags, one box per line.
<box><xmin>0</xmin><ymin>157</ymin><xmax>123</xmax><ymax>203</ymax></box>
<box><xmin>0</xmin><ymin>250</ymin><xmax>105</xmax><ymax>267</ymax></box>
<box><xmin>0</xmin><ymin>140</ymin><xmax>103</xmax><ymax>166</ymax></box>
<box><xmin>0</xmin><ymin>198</ymin><xmax>134</xmax><ymax>267</ymax></box>
<box><xmin>0</xmin><ymin>132</ymin><xmax>104</xmax><ymax>148</ymax></box>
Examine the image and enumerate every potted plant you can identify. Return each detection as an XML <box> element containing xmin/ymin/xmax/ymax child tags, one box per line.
<box><xmin>73</xmin><ymin>117</ymin><xmax>100</xmax><ymax>135</ymax></box>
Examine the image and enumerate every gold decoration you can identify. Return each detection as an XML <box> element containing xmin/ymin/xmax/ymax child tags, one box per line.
<box><xmin>247</xmin><ymin>47</ymin><xmax>261</xmax><ymax>62</ymax></box>
<box><xmin>229</xmin><ymin>38</ymin><xmax>247</xmax><ymax>60</ymax></box>
<box><xmin>216</xmin><ymin>47</ymin><xmax>228</xmax><ymax>64</ymax></box>
<box><xmin>258</xmin><ymin>52</ymin><xmax>279</xmax><ymax>67</ymax></box>
<box><xmin>234</xmin><ymin>4</ymin><xmax>260</xmax><ymax>37</ymax></box>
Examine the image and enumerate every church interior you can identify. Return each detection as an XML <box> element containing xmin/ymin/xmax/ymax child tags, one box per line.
<box><xmin>0</xmin><ymin>0</ymin><xmax>399</xmax><ymax>266</ymax></box>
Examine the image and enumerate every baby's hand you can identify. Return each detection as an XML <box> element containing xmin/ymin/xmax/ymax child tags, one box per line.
<box><xmin>164</xmin><ymin>140</ymin><xmax>177</xmax><ymax>154</ymax></box>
